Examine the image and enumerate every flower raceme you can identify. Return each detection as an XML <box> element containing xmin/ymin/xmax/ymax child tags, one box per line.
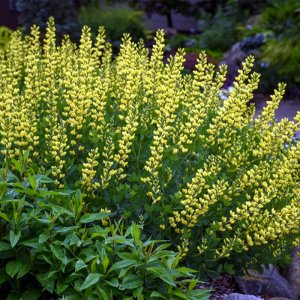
<box><xmin>1</xmin><ymin>18</ymin><xmax>300</xmax><ymax>271</ymax></box>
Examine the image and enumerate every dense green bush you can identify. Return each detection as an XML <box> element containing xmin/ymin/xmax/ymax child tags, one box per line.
<box><xmin>78</xmin><ymin>3</ymin><xmax>149</xmax><ymax>43</ymax></box>
<box><xmin>197</xmin><ymin>2</ymin><xmax>240</xmax><ymax>53</ymax></box>
<box><xmin>169</xmin><ymin>2</ymin><xmax>243</xmax><ymax>58</ymax></box>
<box><xmin>1</xmin><ymin>18</ymin><xmax>300</xmax><ymax>290</ymax></box>
<box><xmin>259</xmin><ymin>0</ymin><xmax>300</xmax><ymax>83</ymax></box>
<box><xmin>0</xmin><ymin>155</ymin><xmax>208</xmax><ymax>299</ymax></box>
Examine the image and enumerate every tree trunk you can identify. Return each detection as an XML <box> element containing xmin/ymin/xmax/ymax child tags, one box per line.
<box><xmin>166</xmin><ymin>11</ymin><xmax>173</xmax><ymax>28</ymax></box>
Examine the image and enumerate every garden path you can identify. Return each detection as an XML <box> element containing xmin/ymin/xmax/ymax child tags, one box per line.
<box><xmin>254</xmin><ymin>98</ymin><xmax>300</xmax><ymax>139</ymax></box>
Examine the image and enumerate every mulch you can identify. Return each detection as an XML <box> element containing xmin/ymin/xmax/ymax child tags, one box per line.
<box><xmin>196</xmin><ymin>273</ymin><xmax>237</xmax><ymax>300</ymax></box>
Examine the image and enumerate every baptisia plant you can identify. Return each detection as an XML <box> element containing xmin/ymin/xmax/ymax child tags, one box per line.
<box><xmin>1</xmin><ymin>17</ymin><xmax>300</xmax><ymax>283</ymax></box>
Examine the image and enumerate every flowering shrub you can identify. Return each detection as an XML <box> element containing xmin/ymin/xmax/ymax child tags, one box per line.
<box><xmin>1</xmin><ymin>18</ymin><xmax>300</xmax><ymax>277</ymax></box>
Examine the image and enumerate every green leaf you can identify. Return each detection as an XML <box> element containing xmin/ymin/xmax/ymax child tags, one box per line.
<box><xmin>96</xmin><ymin>286</ymin><xmax>110</xmax><ymax>300</ymax></box>
<box><xmin>11</xmin><ymin>159</ymin><xmax>22</xmax><ymax>175</ymax></box>
<box><xmin>187</xmin><ymin>289</ymin><xmax>211</xmax><ymax>300</ymax></box>
<box><xmin>174</xmin><ymin>192</ymin><xmax>182</xmax><ymax>199</ymax></box>
<box><xmin>56</xmin><ymin>226</ymin><xmax>79</xmax><ymax>234</ymax></box>
<box><xmin>39</xmin><ymin>190</ymin><xmax>66</xmax><ymax>197</ymax></box>
<box><xmin>13</xmin><ymin>187</ymin><xmax>36</xmax><ymax>196</ymax></box>
<box><xmin>148</xmin><ymin>250</ymin><xmax>174</xmax><ymax>263</ymax></box>
<box><xmin>177</xmin><ymin>267</ymin><xmax>197</xmax><ymax>276</ymax></box>
<box><xmin>74</xmin><ymin>279</ymin><xmax>84</xmax><ymax>292</ymax></box>
<box><xmin>17</xmin><ymin>261</ymin><xmax>31</xmax><ymax>279</ymax></box>
<box><xmin>99</xmin><ymin>248</ymin><xmax>109</xmax><ymax>273</ymax></box>
<box><xmin>146</xmin><ymin>267</ymin><xmax>176</xmax><ymax>287</ymax></box>
<box><xmin>9</xmin><ymin>231</ymin><xmax>21</xmax><ymax>248</ymax></box>
<box><xmin>22</xmin><ymin>238</ymin><xmax>48</xmax><ymax>251</ymax></box>
<box><xmin>130</xmin><ymin>223</ymin><xmax>141</xmax><ymax>245</ymax></box>
<box><xmin>105</xmin><ymin>277</ymin><xmax>119</xmax><ymax>288</ymax></box>
<box><xmin>171</xmin><ymin>290</ymin><xmax>188</xmax><ymax>299</ymax></box>
<box><xmin>4</xmin><ymin>258</ymin><xmax>30</xmax><ymax>279</ymax></box>
<box><xmin>38</xmin><ymin>233</ymin><xmax>50</xmax><ymax>243</ymax></box>
<box><xmin>0</xmin><ymin>242</ymin><xmax>11</xmax><ymax>252</ymax></box>
<box><xmin>116</xmin><ymin>252</ymin><xmax>136</xmax><ymax>260</ymax></box>
<box><xmin>21</xmin><ymin>288</ymin><xmax>41</xmax><ymax>300</ymax></box>
<box><xmin>48</xmin><ymin>270</ymin><xmax>59</xmax><ymax>278</ymax></box>
<box><xmin>60</xmin><ymin>295</ymin><xmax>81</xmax><ymax>300</ymax></box>
<box><xmin>39</xmin><ymin>202</ymin><xmax>74</xmax><ymax>217</ymax></box>
<box><xmin>27</xmin><ymin>173</ymin><xmax>36</xmax><ymax>191</ymax></box>
<box><xmin>187</xmin><ymin>279</ymin><xmax>199</xmax><ymax>292</ymax></box>
<box><xmin>0</xmin><ymin>212</ymin><xmax>9</xmax><ymax>222</ymax></box>
<box><xmin>75</xmin><ymin>259</ymin><xmax>87</xmax><ymax>272</ymax></box>
<box><xmin>108</xmin><ymin>259</ymin><xmax>137</xmax><ymax>274</ymax></box>
<box><xmin>152</xmin><ymin>243</ymin><xmax>171</xmax><ymax>253</ymax></box>
<box><xmin>120</xmin><ymin>274</ymin><xmax>143</xmax><ymax>290</ymax></box>
<box><xmin>37</xmin><ymin>272</ymin><xmax>55</xmax><ymax>293</ymax></box>
<box><xmin>65</xmin><ymin>232</ymin><xmax>82</xmax><ymax>247</ymax></box>
<box><xmin>50</xmin><ymin>243</ymin><xmax>66</xmax><ymax>263</ymax></box>
<box><xmin>133</xmin><ymin>286</ymin><xmax>144</xmax><ymax>300</ymax></box>
<box><xmin>56</xmin><ymin>281</ymin><xmax>69</xmax><ymax>294</ymax></box>
<box><xmin>224</xmin><ymin>263</ymin><xmax>235</xmax><ymax>275</ymax></box>
<box><xmin>87</xmin><ymin>294</ymin><xmax>99</xmax><ymax>300</ymax></box>
<box><xmin>0</xmin><ymin>267</ymin><xmax>10</xmax><ymax>283</ymax></box>
<box><xmin>35</xmin><ymin>174</ymin><xmax>54</xmax><ymax>185</ymax></box>
<box><xmin>6</xmin><ymin>260</ymin><xmax>22</xmax><ymax>278</ymax></box>
<box><xmin>80</xmin><ymin>273</ymin><xmax>103</xmax><ymax>290</ymax></box>
<box><xmin>7</xmin><ymin>291</ymin><xmax>21</xmax><ymax>300</ymax></box>
<box><xmin>118</xmin><ymin>266</ymin><xmax>131</xmax><ymax>279</ymax></box>
<box><xmin>150</xmin><ymin>291</ymin><xmax>165</xmax><ymax>299</ymax></box>
<box><xmin>79</xmin><ymin>212</ymin><xmax>110</xmax><ymax>224</ymax></box>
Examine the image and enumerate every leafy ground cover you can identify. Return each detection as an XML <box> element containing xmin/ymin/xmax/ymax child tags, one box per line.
<box><xmin>0</xmin><ymin>166</ymin><xmax>206</xmax><ymax>299</ymax></box>
<box><xmin>1</xmin><ymin>18</ymin><xmax>300</xmax><ymax>299</ymax></box>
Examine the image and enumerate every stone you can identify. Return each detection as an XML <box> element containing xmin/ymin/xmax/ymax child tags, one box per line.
<box><xmin>224</xmin><ymin>293</ymin><xmax>262</xmax><ymax>300</ymax></box>
<box><xmin>236</xmin><ymin>265</ymin><xmax>298</xmax><ymax>300</ymax></box>
<box><xmin>220</xmin><ymin>42</ymin><xmax>260</xmax><ymax>88</ymax></box>
<box><xmin>268</xmin><ymin>298</ymin><xmax>293</xmax><ymax>300</ymax></box>
<box><xmin>284</xmin><ymin>247</ymin><xmax>300</xmax><ymax>297</ymax></box>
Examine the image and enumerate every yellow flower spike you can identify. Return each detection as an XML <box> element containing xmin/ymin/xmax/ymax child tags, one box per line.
<box><xmin>81</xmin><ymin>147</ymin><xmax>100</xmax><ymax>193</ymax></box>
<box><xmin>142</xmin><ymin>49</ymin><xmax>186</xmax><ymax>202</ymax></box>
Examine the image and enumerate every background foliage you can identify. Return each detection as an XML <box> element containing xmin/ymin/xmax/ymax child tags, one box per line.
<box><xmin>15</xmin><ymin>0</ymin><xmax>80</xmax><ymax>40</ymax></box>
<box><xmin>259</xmin><ymin>0</ymin><xmax>300</xmax><ymax>84</ymax></box>
<box><xmin>78</xmin><ymin>2</ymin><xmax>149</xmax><ymax>43</ymax></box>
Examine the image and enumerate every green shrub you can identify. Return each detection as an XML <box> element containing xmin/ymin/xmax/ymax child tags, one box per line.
<box><xmin>198</xmin><ymin>2</ymin><xmax>240</xmax><ymax>53</ymax></box>
<box><xmin>1</xmin><ymin>18</ymin><xmax>300</xmax><ymax>281</ymax></box>
<box><xmin>259</xmin><ymin>0</ymin><xmax>300</xmax><ymax>83</ymax></box>
<box><xmin>78</xmin><ymin>3</ymin><xmax>149</xmax><ymax>43</ymax></box>
<box><xmin>0</xmin><ymin>157</ymin><xmax>209</xmax><ymax>299</ymax></box>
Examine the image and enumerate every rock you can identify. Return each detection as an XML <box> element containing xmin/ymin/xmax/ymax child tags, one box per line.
<box><xmin>268</xmin><ymin>298</ymin><xmax>293</xmax><ymax>300</ymax></box>
<box><xmin>224</xmin><ymin>293</ymin><xmax>262</xmax><ymax>300</ymax></box>
<box><xmin>236</xmin><ymin>265</ymin><xmax>298</xmax><ymax>300</ymax></box>
<box><xmin>220</xmin><ymin>41</ymin><xmax>260</xmax><ymax>88</ymax></box>
<box><xmin>284</xmin><ymin>247</ymin><xmax>300</xmax><ymax>297</ymax></box>
<box><xmin>163</xmin><ymin>27</ymin><xmax>177</xmax><ymax>38</ymax></box>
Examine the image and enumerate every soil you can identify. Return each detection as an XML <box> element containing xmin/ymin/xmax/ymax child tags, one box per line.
<box><xmin>196</xmin><ymin>273</ymin><xmax>237</xmax><ymax>300</ymax></box>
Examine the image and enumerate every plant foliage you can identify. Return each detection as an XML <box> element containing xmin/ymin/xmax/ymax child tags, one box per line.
<box><xmin>78</xmin><ymin>3</ymin><xmax>149</xmax><ymax>43</ymax></box>
<box><xmin>259</xmin><ymin>0</ymin><xmax>300</xmax><ymax>83</ymax></box>
<box><xmin>0</xmin><ymin>164</ymin><xmax>208</xmax><ymax>299</ymax></box>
